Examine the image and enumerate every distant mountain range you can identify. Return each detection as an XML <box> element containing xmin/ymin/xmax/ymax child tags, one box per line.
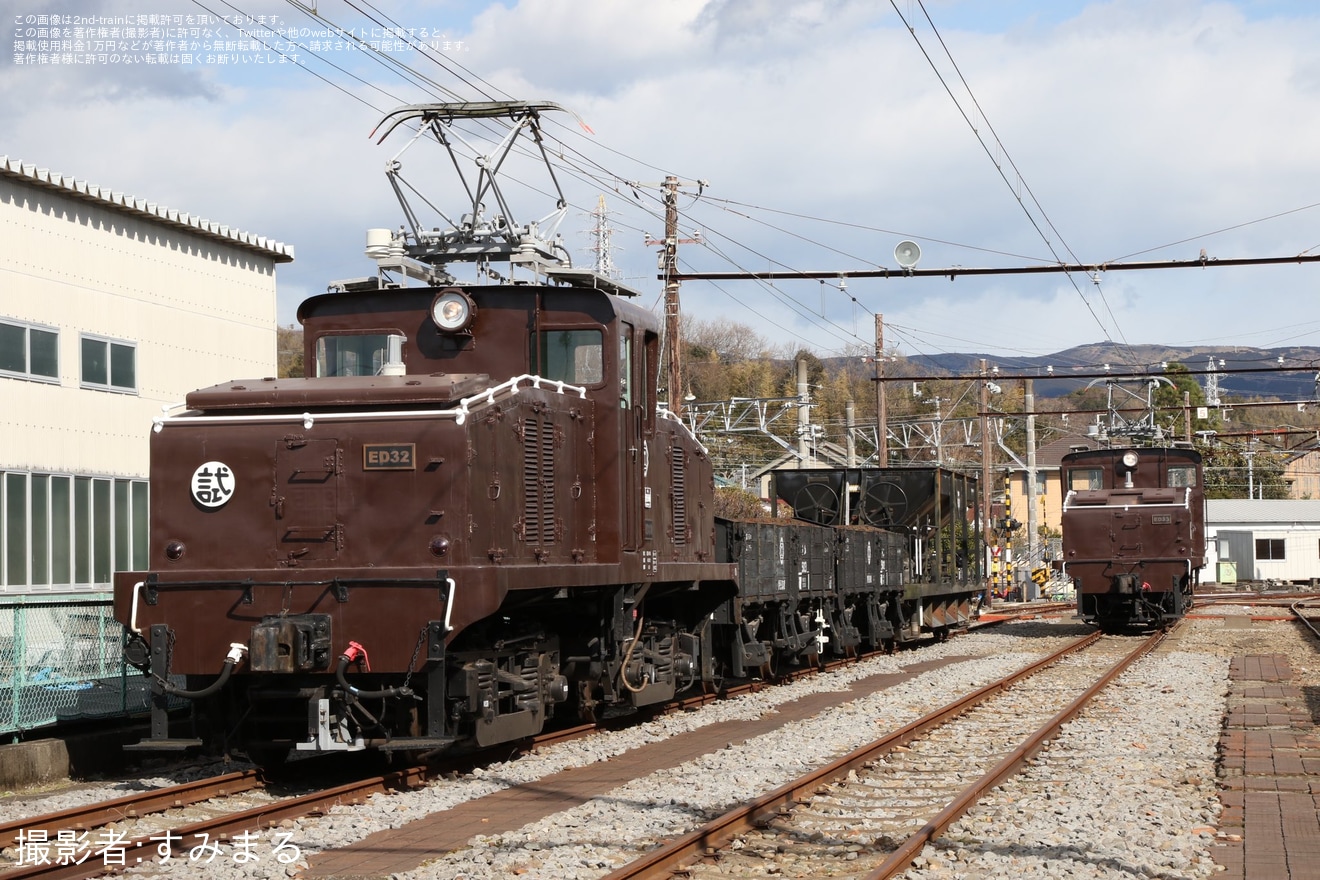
<box><xmin>905</xmin><ymin>343</ymin><xmax>1320</xmax><ymax>401</ymax></box>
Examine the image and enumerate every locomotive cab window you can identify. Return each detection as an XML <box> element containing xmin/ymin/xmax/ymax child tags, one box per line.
<box><xmin>619</xmin><ymin>331</ymin><xmax>632</xmax><ymax>408</ymax></box>
<box><xmin>315</xmin><ymin>333</ymin><xmax>398</xmax><ymax>377</ymax></box>
<box><xmin>539</xmin><ymin>329</ymin><xmax>603</xmax><ymax>385</ymax></box>
<box><xmin>1167</xmin><ymin>466</ymin><xmax>1197</xmax><ymax>488</ymax></box>
<box><xmin>1067</xmin><ymin>468</ymin><xmax>1104</xmax><ymax>491</ymax></box>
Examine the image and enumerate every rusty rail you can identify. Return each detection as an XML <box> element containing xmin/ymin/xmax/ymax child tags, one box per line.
<box><xmin>599</xmin><ymin>630</ymin><xmax>1105</xmax><ymax>880</ymax></box>
<box><xmin>0</xmin><ymin>769</ymin><xmax>262</xmax><ymax>848</ymax></box>
<box><xmin>0</xmin><ymin>763</ymin><xmax>439</xmax><ymax>880</ymax></box>
<box><xmin>863</xmin><ymin>626</ymin><xmax>1169</xmax><ymax>879</ymax></box>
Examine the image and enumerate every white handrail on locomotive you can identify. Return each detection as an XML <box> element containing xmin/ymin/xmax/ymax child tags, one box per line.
<box><xmin>1060</xmin><ymin>485</ymin><xmax>1194</xmax><ymax>513</ymax></box>
<box><xmin>151</xmin><ymin>374</ymin><xmax>589</xmax><ymax>431</ymax></box>
<box><xmin>1060</xmin><ymin>485</ymin><xmax>1198</xmax><ymax>586</ymax></box>
<box><xmin>154</xmin><ymin>375</ymin><xmax>711</xmax><ymax>455</ymax></box>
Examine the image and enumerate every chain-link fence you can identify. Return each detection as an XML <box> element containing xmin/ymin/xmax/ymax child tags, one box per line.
<box><xmin>0</xmin><ymin>595</ymin><xmax>151</xmax><ymax>738</ymax></box>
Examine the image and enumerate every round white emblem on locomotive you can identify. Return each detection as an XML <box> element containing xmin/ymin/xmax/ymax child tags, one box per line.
<box><xmin>191</xmin><ymin>461</ymin><xmax>236</xmax><ymax>508</ymax></box>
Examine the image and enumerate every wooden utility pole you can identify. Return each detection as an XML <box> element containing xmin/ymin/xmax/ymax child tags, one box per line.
<box><xmin>875</xmin><ymin>314</ymin><xmax>887</xmax><ymax>465</ymax></box>
<box><xmin>646</xmin><ymin>177</ymin><xmax>702</xmax><ymax>415</ymax></box>
<box><xmin>661</xmin><ymin>176</ymin><xmax>683</xmax><ymax>415</ymax></box>
<box><xmin>1024</xmin><ymin>377</ymin><xmax>1039</xmax><ymax>598</ymax></box>
<box><xmin>980</xmin><ymin>359</ymin><xmax>993</xmax><ymax>546</ymax></box>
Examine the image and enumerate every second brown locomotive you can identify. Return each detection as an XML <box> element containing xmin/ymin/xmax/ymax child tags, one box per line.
<box><xmin>1060</xmin><ymin>446</ymin><xmax>1206</xmax><ymax>631</ymax></box>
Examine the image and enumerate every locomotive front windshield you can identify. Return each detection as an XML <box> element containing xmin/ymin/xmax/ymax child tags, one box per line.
<box><xmin>1067</xmin><ymin>468</ymin><xmax>1104</xmax><ymax>491</ymax></box>
<box><xmin>1167</xmin><ymin>465</ymin><xmax>1197</xmax><ymax>487</ymax></box>
<box><xmin>539</xmin><ymin>329</ymin><xmax>603</xmax><ymax>385</ymax></box>
<box><xmin>315</xmin><ymin>333</ymin><xmax>395</xmax><ymax>377</ymax></box>
<box><xmin>1066</xmin><ymin>461</ymin><xmax>1199</xmax><ymax>491</ymax></box>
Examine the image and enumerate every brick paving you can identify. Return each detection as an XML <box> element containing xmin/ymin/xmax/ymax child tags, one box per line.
<box><xmin>300</xmin><ymin>655</ymin><xmax>965</xmax><ymax>879</ymax></box>
<box><xmin>1213</xmin><ymin>653</ymin><xmax>1320</xmax><ymax>880</ymax></box>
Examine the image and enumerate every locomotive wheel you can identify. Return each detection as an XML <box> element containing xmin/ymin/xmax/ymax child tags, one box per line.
<box><xmin>703</xmin><ymin>663</ymin><xmax>729</xmax><ymax>697</ymax></box>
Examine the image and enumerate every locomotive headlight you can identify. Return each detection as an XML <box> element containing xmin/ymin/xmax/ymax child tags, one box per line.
<box><xmin>431</xmin><ymin>289</ymin><xmax>476</xmax><ymax>333</ymax></box>
<box><xmin>1121</xmin><ymin>450</ymin><xmax>1139</xmax><ymax>469</ymax></box>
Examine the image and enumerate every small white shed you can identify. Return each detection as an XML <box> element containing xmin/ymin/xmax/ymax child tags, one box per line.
<box><xmin>1207</xmin><ymin>500</ymin><xmax>1320</xmax><ymax>586</ymax></box>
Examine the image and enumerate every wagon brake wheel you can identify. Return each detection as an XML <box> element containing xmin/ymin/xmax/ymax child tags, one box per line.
<box><xmin>860</xmin><ymin>480</ymin><xmax>908</xmax><ymax>527</ymax></box>
<box><xmin>793</xmin><ymin>484</ymin><xmax>839</xmax><ymax>525</ymax></box>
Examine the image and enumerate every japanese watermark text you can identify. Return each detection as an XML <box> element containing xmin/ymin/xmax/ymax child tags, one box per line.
<box><xmin>11</xmin><ymin>12</ymin><xmax>465</xmax><ymax>66</ymax></box>
<box><xmin>14</xmin><ymin>827</ymin><xmax>302</xmax><ymax>866</ymax></box>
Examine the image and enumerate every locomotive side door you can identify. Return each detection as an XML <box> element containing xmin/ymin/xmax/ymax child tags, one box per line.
<box><xmin>621</xmin><ymin>324</ymin><xmax>643</xmax><ymax>552</ymax></box>
<box><xmin>273</xmin><ymin>437</ymin><xmax>342</xmax><ymax>563</ymax></box>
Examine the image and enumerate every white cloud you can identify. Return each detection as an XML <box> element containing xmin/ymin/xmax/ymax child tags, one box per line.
<box><xmin>6</xmin><ymin>0</ymin><xmax>1320</xmax><ymax>356</ymax></box>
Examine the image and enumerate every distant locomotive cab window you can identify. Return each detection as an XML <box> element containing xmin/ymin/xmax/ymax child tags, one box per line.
<box><xmin>1067</xmin><ymin>468</ymin><xmax>1104</xmax><ymax>491</ymax></box>
<box><xmin>1167</xmin><ymin>466</ymin><xmax>1197</xmax><ymax>488</ymax></box>
<box><xmin>1256</xmin><ymin>538</ymin><xmax>1285</xmax><ymax>561</ymax></box>
<box><xmin>619</xmin><ymin>331</ymin><xmax>632</xmax><ymax>408</ymax></box>
<box><xmin>540</xmin><ymin>329</ymin><xmax>602</xmax><ymax>386</ymax></box>
<box><xmin>315</xmin><ymin>333</ymin><xmax>397</xmax><ymax>377</ymax></box>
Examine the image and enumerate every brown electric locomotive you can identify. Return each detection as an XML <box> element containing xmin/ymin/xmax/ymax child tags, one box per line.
<box><xmin>112</xmin><ymin>102</ymin><xmax>982</xmax><ymax>763</ymax></box>
<box><xmin>1059</xmin><ymin>446</ymin><xmax>1206</xmax><ymax>631</ymax></box>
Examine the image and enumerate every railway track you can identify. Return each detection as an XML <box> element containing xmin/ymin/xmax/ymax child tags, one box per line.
<box><xmin>0</xmin><ymin>686</ymin><xmax>860</xmax><ymax>878</ymax></box>
<box><xmin>598</xmin><ymin>626</ymin><xmax>1170</xmax><ymax>880</ymax></box>
<box><xmin>0</xmin><ymin>761</ymin><xmax>446</xmax><ymax>880</ymax></box>
<box><xmin>1289</xmin><ymin>599</ymin><xmax>1320</xmax><ymax>640</ymax></box>
<box><xmin>0</xmin><ymin>769</ymin><xmax>264</xmax><ymax>849</ymax></box>
<box><xmin>0</xmin><ymin>617</ymin><xmax>1042</xmax><ymax>879</ymax></box>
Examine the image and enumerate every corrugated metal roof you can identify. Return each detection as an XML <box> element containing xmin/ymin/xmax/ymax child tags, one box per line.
<box><xmin>1208</xmin><ymin>499</ymin><xmax>1320</xmax><ymax>525</ymax></box>
<box><xmin>1033</xmin><ymin>434</ymin><xmax>1105</xmax><ymax>468</ymax></box>
<box><xmin>0</xmin><ymin>156</ymin><xmax>294</xmax><ymax>263</ymax></box>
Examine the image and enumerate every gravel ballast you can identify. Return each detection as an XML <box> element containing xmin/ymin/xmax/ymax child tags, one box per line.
<box><xmin>2</xmin><ymin>609</ymin><xmax>1306</xmax><ymax>880</ymax></box>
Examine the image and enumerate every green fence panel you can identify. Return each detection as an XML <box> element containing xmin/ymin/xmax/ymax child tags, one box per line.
<box><xmin>0</xmin><ymin>595</ymin><xmax>152</xmax><ymax>739</ymax></box>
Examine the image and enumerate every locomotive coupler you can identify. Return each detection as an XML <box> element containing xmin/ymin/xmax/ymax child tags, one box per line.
<box><xmin>1112</xmin><ymin>574</ymin><xmax>1139</xmax><ymax>594</ymax></box>
<box><xmin>125</xmin><ymin>627</ymin><xmax>247</xmax><ymax>752</ymax></box>
<box><xmin>250</xmin><ymin>613</ymin><xmax>332</xmax><ymax>673</ymax></box>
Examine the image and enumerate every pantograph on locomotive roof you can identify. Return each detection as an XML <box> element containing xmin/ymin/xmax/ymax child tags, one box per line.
<box><xmin>337</xmin><ymin>100</ymin><xmax>640</xmax><ymax>298</ymax></box>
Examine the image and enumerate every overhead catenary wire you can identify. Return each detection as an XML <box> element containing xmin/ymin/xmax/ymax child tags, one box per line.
<box><xmin>890</xmin><ymin>0</ymin><xmax>1130</xmax><ymax>356</ymax></box>
<box><xmin>193</xmin><ymin>1</ymin><xmax>1320</xmax><ymax>365</ymax></box>
<box><xmin>197</xmin><ymin>0</ymin><xmax>941</xmax><ymax>359</ymax></box>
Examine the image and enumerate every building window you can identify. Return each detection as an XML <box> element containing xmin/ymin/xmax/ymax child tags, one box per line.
<box><xmin>5</xmin><ymin>473</ymin><xmax>25</xmax><ymax>587</ymax></box>
<box><xmin>1256</xmin><ymin>538</ymin><xmax>1285</xmax><ymax>561</ymax></box>
<box><xmin>1</xmin><ymin>470</ymin><xmax>148</xmax><ymax>592</ymax></box>
<box><xmin>0</xmin><ymin>319</ymin><xmax>59</xmax><ymax>382</ymax></box>
<box><xmin>80</xmin><ymin>335</ymin><xmax>136</xmax><ymax>392</ymax></box>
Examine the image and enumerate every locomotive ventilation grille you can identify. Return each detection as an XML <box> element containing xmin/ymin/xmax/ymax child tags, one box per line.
<box><xmin>523</xmin><ymin>418</ymin><xmax>556</xmax><ymax>543</ymax></box>
<box><xmin>672</xmin><ymin>445</ymin><xmax>687</xmax><ymax>544</ymax></box>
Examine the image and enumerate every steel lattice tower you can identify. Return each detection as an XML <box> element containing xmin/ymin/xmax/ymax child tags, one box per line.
<box><xmin>585</xmin><ymin>194</ymin><xmax>621</xmax><ymax>280</ymax></box>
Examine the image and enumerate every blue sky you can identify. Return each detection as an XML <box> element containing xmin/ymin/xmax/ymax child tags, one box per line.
<box><xmin>6</xmin><ymin>0</ymin><xmax>1320</xmax><ymax>368</ymax></box>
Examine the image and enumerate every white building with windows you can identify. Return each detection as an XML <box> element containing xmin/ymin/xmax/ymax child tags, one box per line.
<box><xmin>1206</xmin><ymin>499</ymin><xmax>1320</xmax><ymax>586</ymax></box>
<box><xmin>0</xmin><ymin>156</ymin><xmax>292</xmax><ymax>734</ymax></box>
